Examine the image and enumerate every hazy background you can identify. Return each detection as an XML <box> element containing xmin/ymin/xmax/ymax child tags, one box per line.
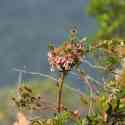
<box><xmin>0</xmin><ymin>0</ymin><xmax>97</xmax><ymax>85</ymax></box>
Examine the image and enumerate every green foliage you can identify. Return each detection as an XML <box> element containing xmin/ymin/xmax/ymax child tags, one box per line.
<box><xmin>31</xmin><ymin>111</ymin><xmax>71</xmax><ymax>125</ymax></box>
<box><xmin>87</xmin><ymin>0</ymin><xmax>125</xmax><ymax>38</ymax></box>
<box><xmin>53</xmin><ymin>111</ymin><xmax>71</xmax><ymax>125</ymax></box>
<box><xmin>48</xmin><ymin>42</ymin><xmax>54</xmax><ymax>51</ymax></box>
<box><xmin>90</xmin><ymin>39</ymin><xmax>125</xmax><ymax>71</ymax></box>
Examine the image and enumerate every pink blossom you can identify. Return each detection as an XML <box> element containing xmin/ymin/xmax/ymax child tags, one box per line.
<box><xmin>48</xmin><ymin>41</ymin><xmax>84</xmax><ymax>71</ymax></box>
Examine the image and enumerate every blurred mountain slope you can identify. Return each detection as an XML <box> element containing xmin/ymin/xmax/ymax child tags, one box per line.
<box><xmin>0</xmin><ymin>0</ymin><xmax>97</xmax><ymax>85</ymax></box>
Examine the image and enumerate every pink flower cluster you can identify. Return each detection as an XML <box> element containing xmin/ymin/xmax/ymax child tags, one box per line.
<box><xmin>48</xmin><ymin>42</ymin><xmax>84</xmax><ymax>71</ymax></box>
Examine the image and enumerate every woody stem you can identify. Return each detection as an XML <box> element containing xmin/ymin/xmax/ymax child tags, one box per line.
<box><xmin>57</xmin><ymin>72</ymin><xmax>65</xmax><ymax>113</ymax></box>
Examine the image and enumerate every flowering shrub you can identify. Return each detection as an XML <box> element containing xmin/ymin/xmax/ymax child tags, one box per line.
<box><xmin>12</xmin><ymin>34</ymin><xmax>125</xmax><ymax>125</ymax></box>
<box><xmin>48</xmin><ymin>40</ymin><xmax>85</xmax><ymax>72</ymax></box>
<box><xmin>82</xmin><ymin>39</ymin><xmax>125</xmax><ymax>125</ymax></box>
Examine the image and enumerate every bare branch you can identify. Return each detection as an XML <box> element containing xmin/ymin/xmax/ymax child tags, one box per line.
<box><xmin>12</xmin><ymin>68</ymin><xmax>84</xmax><ymax>96</ymax></box>
<box><xmin>83</xmin><ymin>60</ymin><xmax>106</xmax><ymax>70</ymax></box>
<box><xmin>70</xmin><ymin>71</ymin><xmax>103</xmax><ymax>87</ymax></box>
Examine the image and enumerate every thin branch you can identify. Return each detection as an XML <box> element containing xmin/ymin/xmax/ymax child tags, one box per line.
<box><xmin>70</xmin><ymin>71</ymin><xmax>103</xmax><ymax>87</ymax></box>
<box><xmin>87</xmin><ymin>75</ymin><xmax>103</xmax><ymax>87</ymax></box>
<box><xmin>12</xmin><ymin>68</ymin><xmax>84</xmax><ymax>96</ymax></box>
<box><xmin>13</xmin><ymin>68</ymin><xmax>57</xmax><ymax>82</ymax></box>
<box><xmin>81</xmin><ymin>59</ymin><xmax>121</xmax><ymax>76</ymax></box>
<box><xmin>83</xmin><ymin>60</ymin><xmax>107</xmax><ymax>70</ymax></box>
<box><xmin>57</xmin><ymin>72</ymin><xmax>65</xmax><ymax>113</ymax></box>
<box><xmin>70</xmin><ymin>71</ymin><xmax>95</xmax><ymax>114</ymax></box>
<box><xmin>78</xmin><ymin>72</ymin><xmax>94</xmax><ymax>115</ymax></box>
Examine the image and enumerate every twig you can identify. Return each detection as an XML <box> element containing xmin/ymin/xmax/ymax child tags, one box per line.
<box><xmin>70</xmin><ymin>71</ymin><xmax>94</xmax><ymax>114</ymax></box>
<box><xmin>84</xmin><ymin>60</ymin><xmax>106</xmax><ymax>70</ymax></box>
<box><xmin>70</xmin><ymin>71</ymin><xmax>103</xmax><ymax>87</ymax></box>
<box><xmin>12</xmin><ymin>68</ymin><xmax>84</xmax><ymax>96</ymax></box>
<box><xmin>13</xmin><ymin>68</ymin><xmax>57</xmax><ymax>82</ymax></box>
<box><xmin>82</xmin><ymin>59</ymin><xmax>121</xmax><ymax>76</ymax></box>
<box><xmin>80</xmin><ymin>75</ymin><xmax>94</xmax><ymax>115</ymax></box>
